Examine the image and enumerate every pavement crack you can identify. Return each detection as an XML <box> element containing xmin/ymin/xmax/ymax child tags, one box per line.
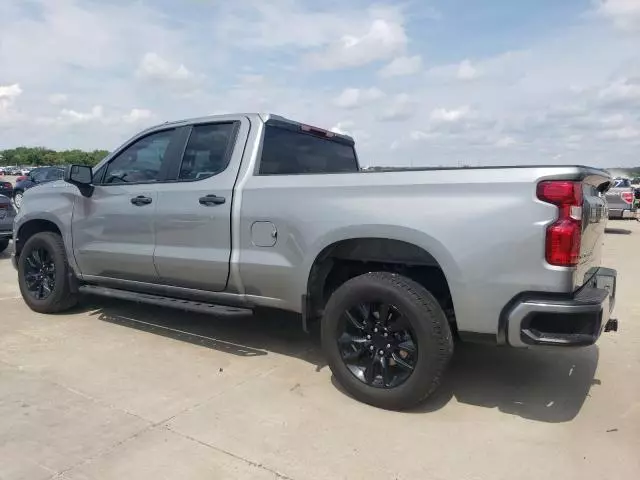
<box><xmin>163</xmin><ymin>424</ymin><xmax>296</xmax><ymax>480</ymax></box>
<box><xmin>48</xmin><ymin>423</ymin><xmax>158</xmax><ymax>480</ymax></box>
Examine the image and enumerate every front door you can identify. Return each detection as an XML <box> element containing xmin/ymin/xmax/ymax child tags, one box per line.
<box><xmin>72</xmin><ymin>127</ymin><xmax>182</xmax><ymax>283</ymax></box>
<box><xmin>153</xmin><ymin>119</ymin><xmax>248</xmax><ymax>291</ymax></box>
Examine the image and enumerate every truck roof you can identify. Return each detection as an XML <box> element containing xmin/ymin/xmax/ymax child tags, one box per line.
<box><xmin>146</xmin><ymin>113</ymin><xmax>355</xmax><ymax>144</ymax></box>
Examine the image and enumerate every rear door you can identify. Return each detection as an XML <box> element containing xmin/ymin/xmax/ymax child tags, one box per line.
<box><xmin>152</xmin><ymin>117</ymin><xmax>250</xmax><ymax>291</ymax></box>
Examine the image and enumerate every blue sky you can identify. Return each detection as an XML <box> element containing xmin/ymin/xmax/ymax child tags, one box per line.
<box><xmin>1</xmin><ymin>0</ymin><xmax>639</xmax><ymax>167</ymax></box>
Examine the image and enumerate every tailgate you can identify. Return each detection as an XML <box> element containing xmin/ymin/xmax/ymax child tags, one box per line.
<box><xmin>576</xmin><ymin>173</ymin><xmax>610</xmax><ymax>290</ymax></box>
<box><xmin>605</xmin><ymin>187</ymin><xmax>633</xmax><ymax>210</ymax></box>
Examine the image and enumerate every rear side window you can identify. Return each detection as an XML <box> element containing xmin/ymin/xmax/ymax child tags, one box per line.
<box><xmin>259</xmin><ymin>125</ymin><xmax>358</xmax><ymax>175</ymax></box>
<box><xmin>178</xmin><ymin>123</ymin><xmax>237</xmax><ymax>181</ymax></box>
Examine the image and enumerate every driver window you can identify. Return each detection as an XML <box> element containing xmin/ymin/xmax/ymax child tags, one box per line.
<box><xmin>103</xmin><ymin>129</ymin><xmax>175</xmax><ymax>184</ymax></box>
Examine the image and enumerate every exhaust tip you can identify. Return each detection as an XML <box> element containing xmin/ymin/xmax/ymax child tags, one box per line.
<box><xmin>604</xmin><ymin>318</ymin><xmax>618</xmax><ymax>333</ymax></box>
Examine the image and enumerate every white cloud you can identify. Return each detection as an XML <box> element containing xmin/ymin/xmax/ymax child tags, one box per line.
<box><xmin>597</xmin><ymin>76</ymin><xmax>640</xmax><ymax>105</ymax></box>
<box><xmin>333</xmin><ymin>88</ymin><xmax>384</xmax><ymax>109</ymax></box>
<box><xmin>410</xmin><ymin>130</ymin><xmax>440</xmax><ymax>141</ymax></box>
<box><xmin>379</xmin><ymin>55</ymin><xmax>423</xmax><ymax>77</ymax></box>
<box><xmin>379</xmin><ymin>94</ymin><xmax>414</xmax><ymax>122</ymax></box>
<box><xmin>48</xmin><ymin>93</ymin><xmax>68</xmax><ymax>106</ymax></box>
<box><xmin>307</xmin><ymin>18</ymin><xmax>407</xmax><ymax>70</ymax></box>
<box><xmin>595</xmin><ymin>0</ymin><xmax>640</xmax><ymax>31</ymax></box>
<box><xmin>60</xmin><ymin>105</ymin><xmax>104</xmax><ymax>124</ymax></box>
<box><xmin>136</xmin><ymin>52</ymin><xmax>194</xmax><ymax>82</ymax></box>
<box><xmin>457</xmin><ymin>59</ymin><xmax>481</xmax><ymax>80</ymax></box>
<box><xmin>0</xmin><ymin>83</ymin><xmax>22</xmax><ymax>110</ymax></box>
<box><xmin>330</xmin><ymin>121</ymin><xmax>354</xmax><ymax>135</ymax></box>
<box><xmin>599</xmin><ymin>126</ymin><xmax>640</xmax><ymax>139</ymax></box>
<box><xmin>495</xmin><ymin>136</ymin><xmax>517</xmax><ymax>147</ymax></box>
<box><xmin>122</xmin><ymin>108</ymin><xmax>154</xmax><ymax>124</ymax></box>
<box><xmin>430</xmin><ymin>106</ymin><xmax>475</xmax><ymax>123</ymax></box>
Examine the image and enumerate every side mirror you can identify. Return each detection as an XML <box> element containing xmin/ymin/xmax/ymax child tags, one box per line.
<box><xmin>64</xmin><ymin>165</ymin><xmax>94</xmax><ymax>197</ymax></box>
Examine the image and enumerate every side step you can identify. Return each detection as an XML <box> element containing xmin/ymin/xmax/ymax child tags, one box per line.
<box><xmin>79</xmin><ymin>285</ymin><xmax>252</xmax><ymax>317</ymax></box>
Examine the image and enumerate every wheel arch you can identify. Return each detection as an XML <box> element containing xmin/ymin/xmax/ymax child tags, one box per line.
<box><xmin>15</xmin><ymin>218</ymin><xmax>64</xmax><ymax>259</ymax></box>
<box><xmin>303</xmin><ymin>227</ymin><xmax>461</xmax><ymax>330</ymax></box>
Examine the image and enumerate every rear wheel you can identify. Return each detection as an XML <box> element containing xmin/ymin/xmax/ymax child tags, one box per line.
<box><xmin>0</xmin><ymin>238</ymin><xmax>9</xmax><ymax>254</ymax></box>
<box><xmin>321</xmin><ymin>272</ymin><xmax>453</xmax><ymax>410</ymax></box>
<box><xmin>18</xmin><ymin>232</ymin><xmax>79</xmax><ymax>313</ymax></box>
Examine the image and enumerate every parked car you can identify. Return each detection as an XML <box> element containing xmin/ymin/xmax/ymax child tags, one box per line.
<box><xmin>0</xmin><ymin>180</ymin><xmax>13</xmax><ymax>198</ymax></box>
<box><xmin>0</xmin><ymin>168</ymin><xmax>6</xmax><ymax>176</ymax></box>
<box><xmin>605</xmin><ymin>177</ymin><xmax>638</xmax><ymax>220</ymax></box>
<box><xmin>11</xmin><ymin>113</ymin><xmax>618</xmax><ymax>410</ymax></box>
<box><xmin>13</xmin><ymin>166</ymin><xmax>65</xmax><ymax>209</ymax></box>
<box><xmin>0</xmin><ymin>195</ymin><xmax>16</xmax><ymax>254</ymax></box>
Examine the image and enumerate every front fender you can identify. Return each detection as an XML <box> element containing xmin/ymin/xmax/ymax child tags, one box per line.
<box><xmin>14</xmin><ymin>182</ymin><xmax>79</xmax><ymax>273</ymax></box>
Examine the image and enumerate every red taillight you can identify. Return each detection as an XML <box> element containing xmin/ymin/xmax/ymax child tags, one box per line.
<box><xmin>537</xmin><ymin>180</ymin><xmax>583</xmax><ymax>267</ymax></box>
<box><xmin>621</xmin><ymin>191</ymin><xmax>634</xmax><ymax>204</ymax></box>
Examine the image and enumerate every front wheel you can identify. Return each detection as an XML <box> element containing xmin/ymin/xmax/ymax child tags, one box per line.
<box><xmin>13</xmin><ymin>190</ymin><xmax>24</xmax><ymax>209</ymax></box>
<box><xmin>321</xmin><ymin>272</ymin><xmax>453</xmax><ymax>410</ymax></box>
<box><xmin>18</xmin><ymin>232</ymin><xmax>79</xmax><ymax>313</ymax></box>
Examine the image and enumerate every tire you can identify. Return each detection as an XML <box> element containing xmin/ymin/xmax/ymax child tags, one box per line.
<box><xmin>13</xmin><ymin>190</ymin><xmax>24</xmax><ymax>209</ymax></box>
<box><xmin>0</xmin><ymin>238</ymin><xmax>8</xmax><ymax>254</ymax></box>
<box><xmin>18</xmin><ymin>232</ymin><xmax>79</xmax><ymax>313</ymax></box>
<box><xmin>321</xmin><ymin>272</ymin><xmax>453</xmax><ymax>410</ymax></box>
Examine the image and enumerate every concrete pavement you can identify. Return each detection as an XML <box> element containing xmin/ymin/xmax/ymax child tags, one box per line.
<box><xmin>0</xmin><ymin>222</ymin><xmax>639</xmax><ymax>479</ymax></box>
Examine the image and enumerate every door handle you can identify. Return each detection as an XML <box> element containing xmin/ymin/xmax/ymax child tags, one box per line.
<box><xmin>199</xmin><ymin>194</ymin><xmax>226</xmax><ymax>206</ymax></box>
<box><xmin>131</xmin><ymin>195</ymin><xmax>152</xmax><ymax>206</ymax></box>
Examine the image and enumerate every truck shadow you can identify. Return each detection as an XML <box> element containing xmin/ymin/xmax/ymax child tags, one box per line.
<box><xmin>80</xmin><ymin>296</ymin><xmax>598</xmax><ymax>424</ymax></box>
<box><xmin>414</xmin><ymin>343</ymin><xmax>599</xmax><ymax>423</ymax></box>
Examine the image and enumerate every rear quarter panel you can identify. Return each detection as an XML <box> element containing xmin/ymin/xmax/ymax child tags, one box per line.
<box><xmin>237</xmin><ymin>167</ymin><xmax>586</xmax><ymax>335</ymax></box>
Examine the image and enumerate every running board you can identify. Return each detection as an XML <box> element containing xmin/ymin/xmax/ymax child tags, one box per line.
<box><xmin>79</xmin><ymin>285</ymin><xmax>252</xmax><ymax>317</ymax></box>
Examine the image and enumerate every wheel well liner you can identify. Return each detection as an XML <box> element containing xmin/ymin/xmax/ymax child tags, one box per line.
<box><xmin>15</xmin><ymin>219</ymin><xmax>62</xmax><ymax>257</ymax></box>
<box><xmin>306</xmin><ymin>238</ymin><xmax>454</xmax><ymax>326</ymax></box>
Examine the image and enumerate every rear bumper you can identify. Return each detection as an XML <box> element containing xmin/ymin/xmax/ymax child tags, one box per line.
<box><xmin>503</xmin><ymin>267</ymin><xmax>617</xmax><ymax>347</ymax></box>
<box><xmin>608</xmin><ymin>208</ymin><xmax>637</xmax><ymax>219</ymax></box>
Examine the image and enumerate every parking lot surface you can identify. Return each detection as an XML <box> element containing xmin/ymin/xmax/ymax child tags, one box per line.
<box><xmin>1</xmin><ymin>222</ymin><xmax>639</xmax><ymax>480</ymax></box>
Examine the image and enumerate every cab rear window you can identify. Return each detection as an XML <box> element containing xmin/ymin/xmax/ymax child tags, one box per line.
<box><xmin>258</xmin><ymin>125</ymin><xmax>359</xmax><ymax>175</ymax></box>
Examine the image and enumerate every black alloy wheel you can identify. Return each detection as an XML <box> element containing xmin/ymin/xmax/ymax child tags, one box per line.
<box><xmin>18</xmin><ymin>232</ymin><xmax>79</xmax><ymax>313</ymax></box>
<box><xmin>321</xmin><ymin>272</ymin><xmax>453</xmax><ymax>410</ymax></box>
<box><xmin>338</xmin><ymin>302</ymin><xmax>417</xmax><ymax>388</ymax></box>
<box><xmin>23</xmin><ymin>247</ymin><xmax>56</xmax><ymax>300</ymax></box>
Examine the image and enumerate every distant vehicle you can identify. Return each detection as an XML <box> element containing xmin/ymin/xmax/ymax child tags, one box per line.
<box><xmin>0</xmin><ymin>194</ymin><xmax>15</xmax><ymax>254</ymax></box>
<box><xmin>11</xmin><ymin>112</ymin><xmax>618</xmax><ymax>410</ymax></box>
<box><xmin>605</xmin><ymin>177</ymin><xmax>638</xmax><ymax>220</ymax></box>
<box><xmin>13</xmin><ymin>166</ymin><xmax>65</xmax><ymax>209</ymax></box>
<box><xmin>0</xmin><ymin>180</ymin><xmax>13</xmax><ymax>198</ymax></box>
<box><xmin>0</xmin><ymin>168</ymin><xmax>6</xmax><ymax>176</ymax></box>
<box><xmin>19</xmin><ymin>168</ymin><xmax>31</xmax><ymax>176</ymax></box>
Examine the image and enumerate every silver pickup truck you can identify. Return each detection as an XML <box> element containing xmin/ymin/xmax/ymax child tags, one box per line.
<box><xmin>12</xmin><ymin>113</ymin><xmax>618</xmax><ymax>410</ymax></box>
<box><xmin>605</xmin><ymin>177</ymin><xmax>638</xmax><ymax>219</ymax></box>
